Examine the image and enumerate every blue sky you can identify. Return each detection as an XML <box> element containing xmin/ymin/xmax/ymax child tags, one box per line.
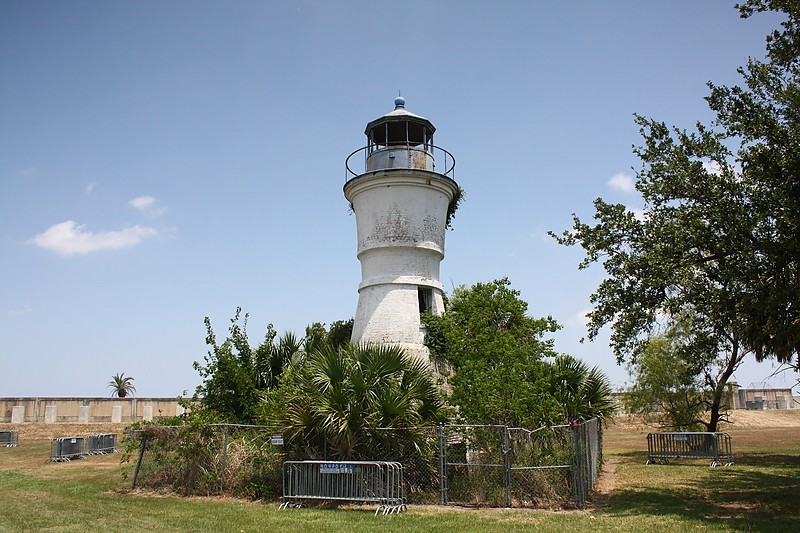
<box><xmin>1</xmin><ymin>1</ymin><xmax>796</xmax><ymax>398</ymax></box>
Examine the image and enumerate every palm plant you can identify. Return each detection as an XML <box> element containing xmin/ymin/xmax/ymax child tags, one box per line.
<box><xmin>108</xmin><ymin>373</ymin><xmax>136</xmax><ymax>398</ymax></box>
<box><xmin>549</xmin><ymin>355</ymin><xmax>615</xmax><ymax>424</ymax></box>
<box><xmin>282</xmin><ymin>342</ymin><xmax>444</xmax><ymax>459</ymax></box>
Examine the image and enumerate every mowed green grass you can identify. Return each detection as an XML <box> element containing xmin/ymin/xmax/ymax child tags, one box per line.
<box><xmin>0</xmin><ymin>424</ymin><xmax>798</xmax><ymax>533</ymax></box>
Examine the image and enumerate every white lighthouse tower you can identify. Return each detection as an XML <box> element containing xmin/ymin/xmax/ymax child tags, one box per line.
<box><xmin>344</xmin><ymin>97</ymin><xmax>459</xmax><ymax>359</ymax></box>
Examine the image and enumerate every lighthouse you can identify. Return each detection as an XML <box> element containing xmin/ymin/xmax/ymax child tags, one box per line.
<box><xmin>344</xmin><ymin>97</ymin><xmax>459</xmax><ymax>360</ymax></box>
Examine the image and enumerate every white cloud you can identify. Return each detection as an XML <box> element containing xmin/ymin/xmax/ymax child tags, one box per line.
<box><xmin>608</xmin><ymin>172</ymin><xmax>636</xmax><ymax>193</ymax></box>
<box><xmin>629</xmin><ymin>207</ymin><xmax>647</xmax><ymax>222</ymax></box>
<box><xmin>84</xmin><ymin>182</ymin><xmax>96</xmax><ymax>194</ymax></box>
<box><xmin>702</xmin><ymin>160</ymin><xmax>723</xmax><ymax>176</ymax></box>
<box><xmin>577</xmin><ymin>309</ymin><xmax>592</xmax><ymax>327</ymax></box>
<box><xmin>129</xmin><ymin>196</ymin><xmax>166</xmax><ymax>218</ymax></box>
<box><xmin>29</xmin><ymin>221</ymin><xmax>158</xmax><ymax>256</ymax></box>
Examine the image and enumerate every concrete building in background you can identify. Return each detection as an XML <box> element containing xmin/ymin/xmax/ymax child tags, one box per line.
<box><xmin>729</xmin><ymin>382</ymin><xmax>798</xmax><ymax>410</ymax></box>
<box><xmin>344</xmin><ymin>97</ymin><xmax>459</xmax><ymax>360</ymax></box>
<box><xmin>0</xmin><ymin>397</ymin><xmax>183</xmax><ymax>423</ymax></box>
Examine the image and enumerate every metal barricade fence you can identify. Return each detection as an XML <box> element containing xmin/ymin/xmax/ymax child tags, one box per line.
<box><xmin>281</xmin><ymin>460</ymin><xmax>405</xmax><ymax>515</ymax></box>
<box><xmin>646</xmin><ymin>432</ymin><xmax>734</xmax><ymax>467</ymax></box>
<box><xmin>85</xmin><ymin>433</ymin><xmax>117</xmax><ymax>455</ymax></box>
<box><xmin>50</xmin><ymin>436</ymin><xmax>85</xmax><ymax>462</ymax></box>
<box><xmin>1</xmin><ymin>430</ymin><xmax>18</xmax><ymax>447</ymax></box>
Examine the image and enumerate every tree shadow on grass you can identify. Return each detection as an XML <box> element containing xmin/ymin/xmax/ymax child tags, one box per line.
<box><xmin>602</xmin><ymin>453</ymin><xmax>800</xmax><ymax>532</ymax></box>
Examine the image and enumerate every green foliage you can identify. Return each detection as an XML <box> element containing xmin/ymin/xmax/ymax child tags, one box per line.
<box><xmin>426</xmin><ymin>278</ymin><xmax>566</xmax><ymax>427</ymax></box>
<box><xmin>192</xmin><ymin>308</ymin><xmax>352</xmax><ymax>423</ymax></box>
<box><xmin>126</xmin><ymin>421</ymin><xmax>283</xmax><ymax>499</ymax></box>
<box><xmin>624</xmin><ymin>313</ymin><xmax>735</xmax><ymax>431</ymax></box>
<box><xmin>445</xmin><ymin>185</ymin><xmax>465</xmax><ymax>230</ymax></box>
<box><xmin>108</xmin><ymin>373</ymin><xmax>136</xmax><ymax>398</ymax></box>
<box><xmin>279</xmin><ymin>342</ymin><xmax>445</xmax><ymax>459</ymax></box>
<box><xmin>549</xmin><ymin>354</ymin><xmax>616</xmax><ymax>424</ymax></box>
<box><xmin>550</xmin><ymin>1</ymin><xmax>800</xmax><ymax>430</ymax></box>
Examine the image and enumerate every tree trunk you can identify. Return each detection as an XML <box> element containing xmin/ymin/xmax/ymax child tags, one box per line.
<box><xmin>705</xmin><ymin>338</ymin><xmax>743</xmax><ymax>432</ymax></box>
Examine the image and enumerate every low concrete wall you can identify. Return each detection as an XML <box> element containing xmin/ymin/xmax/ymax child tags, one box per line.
<box><xmin>0</xmin><ymin>397</ymin><xmax>184</xmax><ymax>423</ymax></box>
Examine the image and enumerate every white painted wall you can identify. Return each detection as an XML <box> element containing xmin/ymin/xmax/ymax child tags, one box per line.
<box><xmin>345</xmin><ymin>169</ymin><xmax>457</xmax><ymax>358</ymax></box>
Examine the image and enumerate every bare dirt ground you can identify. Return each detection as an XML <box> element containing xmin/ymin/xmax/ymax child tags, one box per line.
<box><xmin>0</xmin><ymin>422</ymin><xmax>130</xmax><ymax>441</ymax></box>
<box><xmin>609</xmin><ymin>408</ymin><xmax>800</xmax><ymax>431</ymax></box>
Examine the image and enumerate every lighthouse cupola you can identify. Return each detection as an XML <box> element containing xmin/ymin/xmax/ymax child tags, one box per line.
<box><xmin>363</xmin><ymin>96</ymin><xmax>437</xmax><ymax>173</ymax></box>
<box><xmin>344</xmin><ymin>98</ymin><xmax>459</xmax><ymax>360</ymax></box>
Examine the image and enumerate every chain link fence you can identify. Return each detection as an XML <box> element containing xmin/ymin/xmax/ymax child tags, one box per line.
<box><xmin>128</xmin><ymin>419</ymin><xmax>601</xmax><ymax>508</ymax></box>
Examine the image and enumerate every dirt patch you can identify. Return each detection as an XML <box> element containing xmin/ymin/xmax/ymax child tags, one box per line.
<box><xmin>719</xmin><ymin>409</ymin><xmax>800</xmax><ymax>429</ymax></box>
<box><xmin>608</xmin><ymin>409</ymin><xmax>800</xmax><ymax>432</ymax></box>
<box><xmin>588</xmin><ymin>457</ymin><xmax>620</xmax><ymax>511</ymax></box>
<box><xmin>0</xmin><ymin>423</ymin><xmax>130</xmax><ymax>441</ymax></box>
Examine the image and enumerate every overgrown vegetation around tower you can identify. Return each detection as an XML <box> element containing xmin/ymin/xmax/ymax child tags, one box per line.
<box><xmin>423</xmin><ymin>278</ymin><xmax>615</xmax><ymax>427</ymax></box>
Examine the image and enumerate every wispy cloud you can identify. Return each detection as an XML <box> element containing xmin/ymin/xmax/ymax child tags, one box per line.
<box><xmin>29</xmin><ymin>221</ymin><xmax>158</xmax><ymax>256</ymax></box>
<box><xmin>4</xmin><ymin>304</ymin><xmax>32</xmax><ymax>317</ymax></box>
<box><xmin>129</xmin><ymin>196</ymin><xmax>166</xmax><ymax>219</ymax></box>
<box><xmin>85</xmin><ymin>182</ymin><xmax>96</xmax><ymax>194</ymax></box>
<box><xmin>22</xmin><ymin>167</ymin><xmax>37</xmax><ymax>177</ymax></box>
<box><xmin>574</xmin><ymin>309</ymin><xmax>592</xmax><ymax>328</ymax></box>
<box><xmin>608</xmin><ymin>172</ymin><xmax>636</xmax><ymax>193</ymax></box>
<box><xmin>629</xmin><ymin>207</ymin><xmax>647</xmax><ymax>222</ymax></box>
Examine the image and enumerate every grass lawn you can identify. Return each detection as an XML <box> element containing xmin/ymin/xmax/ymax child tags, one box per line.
<box><xmin>0</xmin><ymin>417</ymin><xmax>798</xmax><ymax>532</ymax></box>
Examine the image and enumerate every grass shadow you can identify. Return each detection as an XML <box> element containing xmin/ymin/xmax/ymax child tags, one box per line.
<box><xmin>602</xmin><ymin>453</ymin><xmax>800</xmax><ymax>532</ymax></box>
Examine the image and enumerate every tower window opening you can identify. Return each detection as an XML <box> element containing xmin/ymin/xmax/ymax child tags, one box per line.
<box><xmin>418</xmin><ymin>287</ymin><xmax>434</xmax><ymax>315</ymax></box>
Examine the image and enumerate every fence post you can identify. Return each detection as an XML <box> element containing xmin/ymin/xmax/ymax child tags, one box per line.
<box><xmin>438</xmin><ymin>423</ymin><xmax>448</xmax><ymax>505</ymax></box>
<box><xmin>503</xmin><ymin>425</ymin><xmax>511</xmax><ymax>507</ymax></box>
<box><xmin>131</xmin><ymin>431</ymin><xmax>148</xmax><ymax>489</ymax></box>
<box><xmin>219</xmin><ymin>425</ymin><xmax>229</xmax><ymax>492</ymax></box>
<box><xmin>570</xmin><ymin>422</ymin><xmax>585</xmax><ymax>508</ymax></box>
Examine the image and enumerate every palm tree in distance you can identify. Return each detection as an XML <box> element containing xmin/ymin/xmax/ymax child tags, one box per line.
<box><xmin>108</xmin><ymin>373</ymin><xmax>136</xmax><ymax>398</ymax></box>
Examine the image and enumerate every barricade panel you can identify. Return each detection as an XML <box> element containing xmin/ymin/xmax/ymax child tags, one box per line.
<box><xmin>281</xmin><ymin>460</ymin><xmax>406</xmax><ymax>515</ymax></box>
<box><xmin>50</xmin><ymin>436</ymin><xmax>85</xmax><ymax>462</ymax></box>
<box><xmin>646</xmin><ymin>432</ymin><xmax>733</xmax><ymax>466</ymax></box>
<box><xmin>0</xmin><ymin>430</ymin><xmax>18</xmax><ymax>447</ymax></box>
<box><xmin>85</xmin><ymin>433</ymin><xmax>117</xmax><ymax>455</ymax></box>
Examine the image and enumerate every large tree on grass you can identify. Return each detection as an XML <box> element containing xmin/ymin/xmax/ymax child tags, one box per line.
<box><xmin>624</xmin><ymin>313</ymin><xmax>735</xmax><ymax>431</ymax></box>
<box><xmin>551</xmin><ymin>1</ymin><xmax>800</xmax><ymax>432</ymax></box>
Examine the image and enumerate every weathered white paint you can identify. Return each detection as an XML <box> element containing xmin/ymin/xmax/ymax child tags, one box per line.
<box><xmin>79</xmin><ymin>405</ymin><xmax>90</xmax><ymax>423</ymax></box>
<box><xmin>111</xmin><ymin>405</ymin><xmax>122</xmax><ymax>423</ymax></box>
<box><xmin>142</xmin><ymin>405</ymin><xmax>154</xmax><ymax>422</ymax></box>
<box><xmin>44</xmin><ymin>405</ymin><xmax>57</xmax><ymax>423</ymax></box>
<box><xmin>345</xmin><ymin>167</ymin><xmax>457</xmax><ymax>359</ymax></box>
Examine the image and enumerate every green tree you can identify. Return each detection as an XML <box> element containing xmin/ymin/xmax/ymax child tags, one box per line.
<box><xmin>108</xmin><ymin>373</ymin><xmax>136</xmax><ymax>398</ymax></box>
<box><xmin>279</xmin><ymin>342</ymin><xmax>444</xmax><ymax>459</ymax></box>
<box><xmin>551</xmin><ymin>1</ymin><xmax>800</xmax><ymax>431</ymax></box>
<box><xmin>549</xmin><ymin>354</ymin><xmax>616</xmax><ymax>425</ymax></box>
<box><xmin>193</xmin><ymin>308</ymin><xmax>303</xmax><ymax>423</ymax></box>
<box><xmin>424</xmin><ymin>278</ymin><xmax>563</xmax><ymax>427</ymax></box>
<box><xmin>624</xmin><ymin>314</ymin><xmax>733</xmax><ymax>431</ymax></box>
<box><xmin>193</xmin><ymin>310</ymin><xmax>356</xmax><ymax>423</ymax></box>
